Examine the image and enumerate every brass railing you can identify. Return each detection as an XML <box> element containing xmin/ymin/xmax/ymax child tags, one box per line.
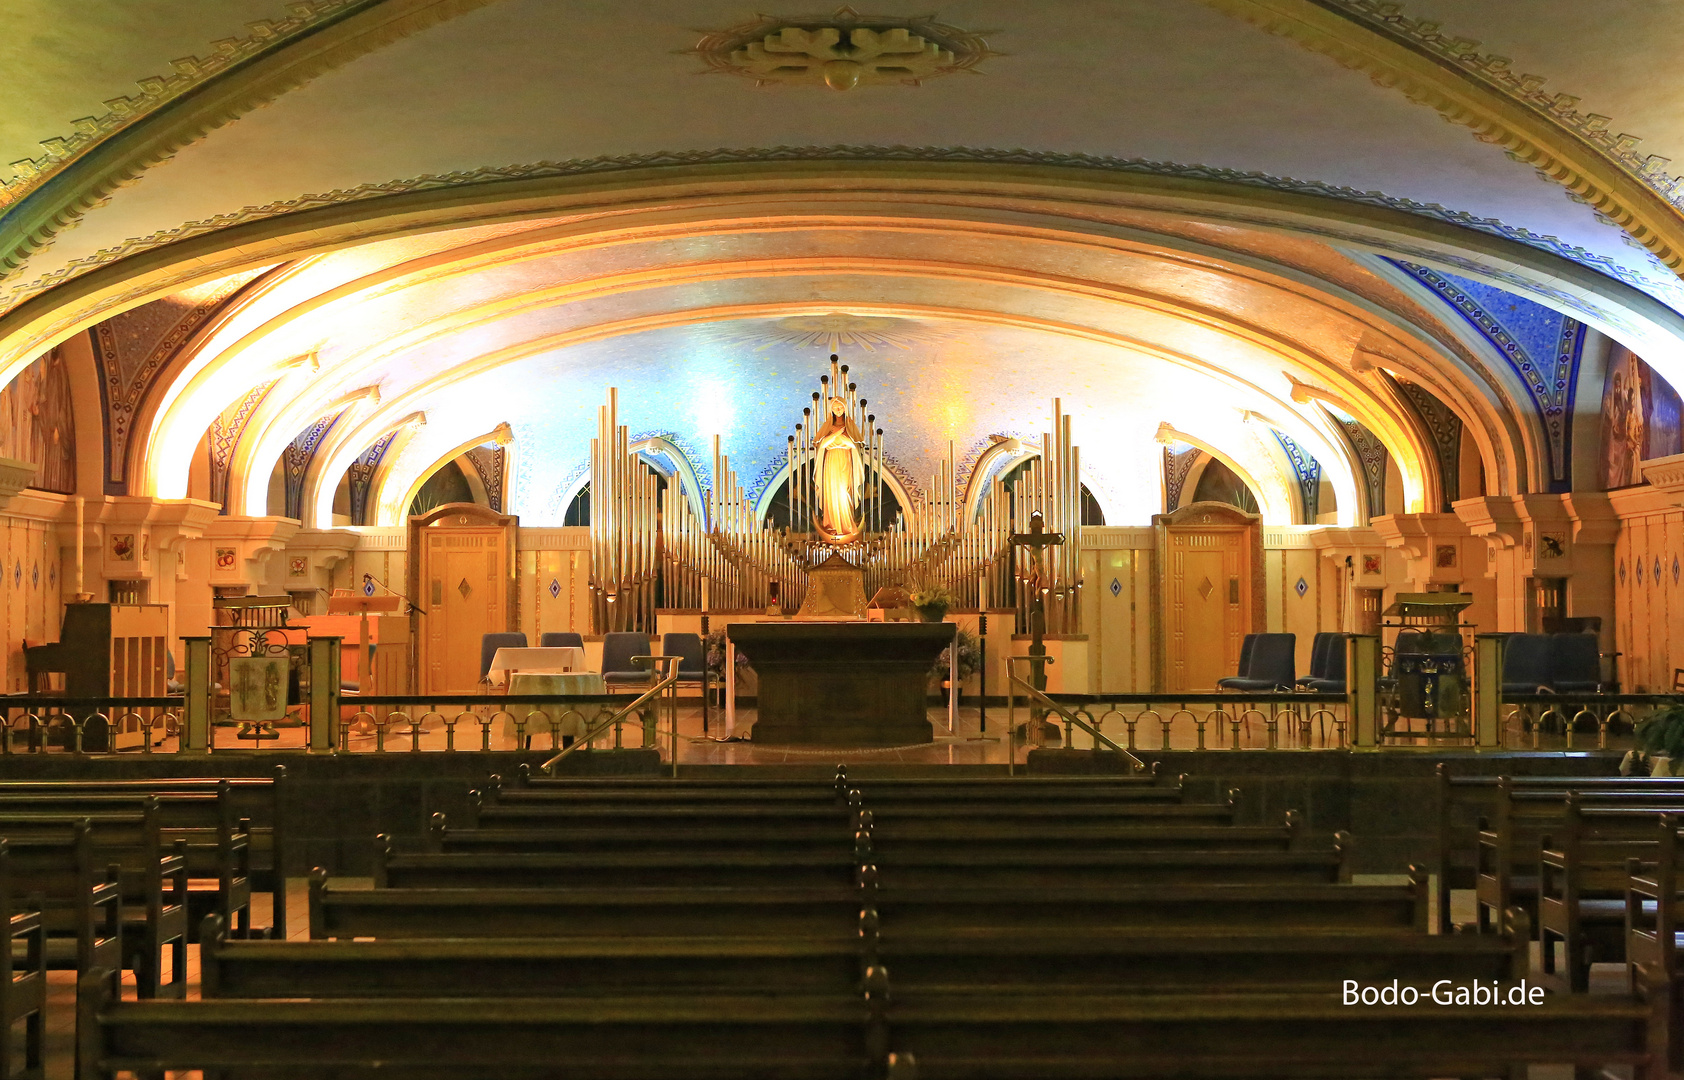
<box><xmin>1005</xmin><ymin>656</ymin><xmax>1146</xmax><ymax>775</ymax></box>
<box><xmin>542</xmin><ymin>655</ymin><xmax>680</xmax><ymax>776</ymax></box>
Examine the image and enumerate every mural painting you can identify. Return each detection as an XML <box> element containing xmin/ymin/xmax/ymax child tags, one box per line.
<box><xmin>1601</xmin><ymin>345</ymin><xmax>1684</xmax><ymax>488</ymax></box>
<box><xmin>0</xmin><ymin>347</ymin><xmax>77</xmax><ymax>493</ymax></box>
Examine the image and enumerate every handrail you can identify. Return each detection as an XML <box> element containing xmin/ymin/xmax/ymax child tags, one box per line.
<box><xmin>540</xmin><ymin>655</ymin><xmax>679</xmax><ymax>774</ymax></box>
<box><xmin>1005</xmin><ymin>656</ymin><xmax>1145</xmax><ymax>775</ymax></box>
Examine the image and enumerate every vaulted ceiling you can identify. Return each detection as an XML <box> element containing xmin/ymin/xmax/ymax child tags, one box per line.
<box><xmin>1</xmin><ymin>0</ymin><xmax>1679</xmax><ymax>525</ymax></box>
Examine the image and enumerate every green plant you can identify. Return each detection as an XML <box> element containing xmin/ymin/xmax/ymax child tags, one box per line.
<box><xmin>1633</xmin><ymin>701</ymin><xmax>1684</xmax><ymax>759</ymax></box>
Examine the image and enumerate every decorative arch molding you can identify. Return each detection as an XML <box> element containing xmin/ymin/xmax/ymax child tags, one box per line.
<box><xmin>1163</xmin><ymin>442</ymin><xmax>1203</xmax><ymax>513</ymax></box>
<box><xmin>1329</xmin><ymin>409</ymin><xmax>1389</xmax><ymax>519</ymax></box>
<box><xmin>146</xmin><ymin>281</ymin><xmax>1420</xmax><ymax>520</ymax></box>
<box><xmin>626</xmin><ymin>435</ymin><xmax>707</xmax><ymax>525</ymax></box>
<box><xmin>0</xmin><ymin>0</ymin><xmax>499</xmax><ymax>279</ymax></box>
<box><xmin>1198</xmin><ymin>0</ymin><xmax>1684</xmax><ymax>274</ymax></box>
<box><xmin>381</xmin><ymin>421</ymin><xmax>513</xmax><ymax>527</ymax></box>
<box><xmin>87</xmin><ymin>265</ymin><xmax>269</xmax><ymax>494</ymax></box>
<box><xmin>960</xmin><ymin>436</ymin><xmax>1038</xmax><ymax>522</ymax></box>
<box><xmin>1155</xmin><ymin>422</ymin><xmax>1292</xmax><ymax>525</ymax></box>
<box><xmin>8</xmin><ymin>157</ymin><xmax>1684</xmax><ymax>393</ymax></box>
<box><xmin>1387</xmin><ymin>258</ymin><xmax>1586</xmax><ymax>491</ymax></box>
<box><xmin>0</xmin><ymin>170</ymin><xmax>1611</xmax><ymax>520</ymax></box>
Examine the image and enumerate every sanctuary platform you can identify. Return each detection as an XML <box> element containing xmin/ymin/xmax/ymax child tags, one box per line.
<box><xmin>727</xmin><ymin>621</ymin><xmax>956</xmax><ymax>747</ymax></box>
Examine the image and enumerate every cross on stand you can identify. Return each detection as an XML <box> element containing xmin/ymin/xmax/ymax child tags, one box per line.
<box><xmin>1009</xmin><ymin>512</ymin><xmax>1063</xmax><ymax>744</ymax></box>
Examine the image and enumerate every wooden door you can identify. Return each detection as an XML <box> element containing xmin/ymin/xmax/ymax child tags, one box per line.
<box><xmin>1166</xmin><ymin>531</ymin><xmax>1250</xmax><ymax>690</ymax></box>
<box><xmin>1153</xmin><ymin>503</ymin><xmax>1262</xmax><ymax>692</ymax></box>
<box><xmin>411</xmin><ymin>506</ymin><xmax>515</xmax><ymax>694</ymax></box>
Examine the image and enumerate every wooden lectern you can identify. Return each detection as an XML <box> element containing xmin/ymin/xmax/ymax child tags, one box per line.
<box><xmin>326</xmin><ymin>590</ymin><xmax>404</xmax><ymax>695</ymax></box>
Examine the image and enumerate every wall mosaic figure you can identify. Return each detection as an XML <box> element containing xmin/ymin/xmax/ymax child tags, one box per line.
<box><xmin>0</xmin><ymin>347</ymin><xmax>76</xmax><ymax>493</ymax></box>
<box><xmin>1600</xmin><ymin>345</ymin><xmax>1683</xmax><ymax>489</ymax></box>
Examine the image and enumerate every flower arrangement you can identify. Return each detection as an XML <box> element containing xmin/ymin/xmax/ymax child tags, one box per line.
<box><xmin>908</xmin><ymin>580</ymin><xmax>958</xmax><ymax>621</ymax></box>
<box><xmin>933</xmin><ymin>628</ymin><xmax>983</xmax><ymax>682</ymax></box>
<box><xmin>704</xmin><ymin>629</ymin><xmax>753</xmax><ymax>677</ymax></box>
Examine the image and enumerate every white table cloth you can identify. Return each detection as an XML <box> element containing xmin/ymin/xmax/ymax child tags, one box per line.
<box><xmin>502</xmin><ymin>671</ymin><xmax>607</xmax><ymax>739</ymax></box>
<box><xmin>487</xmin><ymin>646</ymin><xmax>587</xmax><ymax>685</ymax></box>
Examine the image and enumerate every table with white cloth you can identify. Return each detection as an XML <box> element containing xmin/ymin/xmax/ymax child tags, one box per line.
<box><xmin>502</xmin><ymin>671</ymin><xmax>606</xmax><ymax>740</ymax></box>
<box><xmin>486</xmin><ymin>646</ymin><xmax>587</xmax><ymax>685</ymax></box>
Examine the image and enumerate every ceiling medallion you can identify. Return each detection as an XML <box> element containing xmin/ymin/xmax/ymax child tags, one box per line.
<box><xmin>689</xmin><ymin>7</ymin><xmax>997</xmax><ymax>91</ymax></box>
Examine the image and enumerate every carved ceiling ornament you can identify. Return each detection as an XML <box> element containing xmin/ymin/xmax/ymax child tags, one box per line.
<box><xmin>689</xmin><ymin>8</ymin><xmax>996</xmax><ymax>90</ymax></box>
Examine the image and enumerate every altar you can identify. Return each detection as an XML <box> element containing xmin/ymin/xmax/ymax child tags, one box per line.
<box><xmin>730</xmin><ymin>622</ymin><xmax>955</xmax><ymax>746</ymax></box>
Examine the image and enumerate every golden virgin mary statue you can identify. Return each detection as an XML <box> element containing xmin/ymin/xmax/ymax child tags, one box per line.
<box><xmin>810</xmin><ymin>394</ymin><xmax>867</xmax><ymax>544</ymax></box>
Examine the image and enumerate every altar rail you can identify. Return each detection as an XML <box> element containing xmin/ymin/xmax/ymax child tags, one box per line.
<box><xmin>1501</xmin><ymin>693</ymin><xmax>1670</xmax><ymax>751</ymax></box>
<box><xmin>0</xmin><ymin>691</ymin><xmax>666</xmax><ymax>757</ymax></box>
<box><xmin>1015</xmin><ymin>689</ymin><xmax>1351</xmax><ymax>755</ymax></box>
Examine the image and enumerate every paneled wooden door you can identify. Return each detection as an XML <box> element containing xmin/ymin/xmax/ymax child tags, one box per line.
<box><xmin>1165</xmin><ymin>527</ymin><xmax>1253</xmax><ymax>691</ymax></box>
<box><xmin>419</xmin><ymin>524</ymin><xmax>510</xmax><ymax>693</ymax></box>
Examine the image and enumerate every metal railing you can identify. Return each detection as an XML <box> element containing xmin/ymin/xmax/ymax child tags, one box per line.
<box><xmin>1004</xmin><ymin>657</ymin><xmax>1145</xmax><ymax>775</ymax></box>
<box><xmin>1502</xmin><ymin>693</ymin><xmax>1673</xmax><ymax>751</ymax></box>
<box><xmin>542</xmin><ymin>656</ymin><xmax>680</xmax><ymax>777</ymax></box>
<box><xmin>1003</xmin><ymin>657</ymin><xmax>1350</xmax><ymax>772</ymax></box>
<box><xmin>0</xmin><ymin>697</ymin><xmax>183</xmax><ymax>754</ymax></box>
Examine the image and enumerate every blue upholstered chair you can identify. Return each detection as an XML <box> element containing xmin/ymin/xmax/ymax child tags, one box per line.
<box><xmin>479</xmin><ymin>632</ymin><xmax>528</xmax><ymax>684</ymax></box>
<box><xmin>1296</xmin><ymin>632</ymin><xmax>1338</xmax><ymax>689</ymax></box>
<box><xmin>601</xmin><ymin>632</ymin><xmax>653</xmax><ymax>688</ymax></box>
<box><xmin>1548</xmin><ymin>633</ymin><xmax>1602</xmax><ymax>694</ymax></box>
<box><xmin>1304</xmin><ymin>634</ymin><xmax>1347</xmax><ymax>693</ymax></box>
<box><xmin>539</xmin><ymin>631</ymin><xmax>584</xmax><ymax>651</ymax></box>
<box><xmin>1501</xmin><ymin>633</ymin><xmax>1552</xmax><ymax>695</ymax></box>
<box><xmin>1217</xmin><ymin>633</ymin><xmax>1296</xmax><ymax>691</ymax></box>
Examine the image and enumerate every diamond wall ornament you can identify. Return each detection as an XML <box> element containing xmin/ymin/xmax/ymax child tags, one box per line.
<box><xmin>1656</xmin><ymin>557</ymin><xmax>1664</xmax><ymax>586</ymax></box>
<box><xmin>457</xmin><ymin>579</ymin><xmax>472</xmax><ymax>600</ymax></box>
<box><xmin>1637</xmin><ymin>560</ymin><xmax>1645</xmax><ymax>585</ymax></box>
<box><xmin>31</xmin><ymin>563</ymin><xmax>38</xmax><ymax>588</ymax></box>
<box><xmin>549</xmin><ymin>578</ymin><xmax>562</xmax><ymax>599</ymax></box>
<box><xmin>1619</xmin><ymin>559</ymin><xmax>1627</xmax><ymax>586</ymax></box>
<box><xmin>11</xmin><ymin>562</ymin><xmax>18</xmax><ymax>587</ymax></box>
<box><xmin>1109</xmin><ymin>577</ymin><xmax>1122</xmax><ymax>597</ymax></box>
<box><xmin>1674</xmin><ymin>555</ymin><xmax>1680</xmax><ymax>585</ymax></box>
<box><xmin>1294</xmin><ymin>576</ymin><xmax>1309</xmax><ymax>598</ymax></box>
<box><xmin>1197</xmin><ymin>577</ymin><xmax>1214</xmax><ymax>601</ymax></box>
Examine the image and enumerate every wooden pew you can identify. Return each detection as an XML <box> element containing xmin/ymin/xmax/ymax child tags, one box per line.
<box><xmin>1625</xmin><ymin>814</ymin><xmax>1684</xmax><ymax>987</ymax></box>
<box><xmin>310</xmin><ymin>873</ymin><xmax>1428</xmax><ymax>940</ymax></box>
<box><xmin>1537</xmin><ymin>798</ymin><xmax>1683</xmax><ymax>990</ymax></box>
<box><xmin>205</xmin><ymin>914</ymin><xmax>1522</xmax><ymax>1000</ymax></box>
<box><xmin>0</xmin><ymin>806</ymin><xmax>185</xmax><ymax>999</ymax></box>
<box><xmin>0</xmin><ymin>767</ymin><xmax>287</xmax><ymax>936</ymax></box>
<box><xmin>878</xmin><ymin>983</ymin><xmax>1661</xmax><ymax>1079</ymax></box>
<box><xmin>0</xmin><ymin>789</ymin><xmax>253</xmax><ymax>942</ymax></box>
<box><xmin>2</xmin><ymin>823</ymin><xmax>122</xmax><ymax>992</ymax></box>
<box><xmin>79</xmin><ymin>965</ymin><xmax>1669</xmax><ymax>1080</ymax></box>
<box><xmin>80</xmin><ymin>973</ymin><xmax>877</xmax><ymax>1080</ymax></box>
<box><xmin>1436</xmin><ymin>765</ymin><xmax>1684</xmax><ymax>930</ymax></box>
<box><xmin>0</xmin><ymin>841</ymin><xmax>46</xmax><ymax>1080</ymax></box>
<box><xmin>379</xmin><ymin>833</ymin><xmax>1353</xmax><ymax>890</ymax></box>
<box><xmin>434</xmin><ymin>814</ymin><xmax>1300</xmax><ymax>856</ymax></box>
<box><xmin>1471</xmin><ymin>781</ymin><xmax>1684</xmax><ymax>934</ymax></box>
<box><xmin>494</xmin><ymin>765</ymin><xmax>1174</xmax><ymax>804</ymax></box>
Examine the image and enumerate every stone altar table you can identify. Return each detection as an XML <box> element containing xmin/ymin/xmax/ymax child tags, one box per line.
<box><xmin>729</xmin><ymin>622</ymin><xmax>955</xmax><ymax>746</ymax></box>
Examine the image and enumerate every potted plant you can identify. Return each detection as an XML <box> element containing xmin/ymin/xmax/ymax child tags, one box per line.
<box><xmin>1632</xmin><ymin>700</ymin><xmax>1684</xmax><ymax>776</ymax></box>
<box><xmin>933</xmin><ymin>628</ymin><xmax>983</xmax><ymax>706</ymax></box>
<box><xmin>908</xmin><ymin>581</ymin><xmax>958</xmax><ymax>623</ymax></box>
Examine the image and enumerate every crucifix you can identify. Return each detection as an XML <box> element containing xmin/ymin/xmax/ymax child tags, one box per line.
<box><xmin>1009</xmin><ymin>512</ymin><xmax>1064</xmax><ymax>736</ymax></box>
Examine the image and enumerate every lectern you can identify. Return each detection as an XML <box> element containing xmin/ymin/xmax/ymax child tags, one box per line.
<box><xmin>327</xmin><ymin>590</ymin><xmax>404</xmax><ymax>695</ymax></box>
